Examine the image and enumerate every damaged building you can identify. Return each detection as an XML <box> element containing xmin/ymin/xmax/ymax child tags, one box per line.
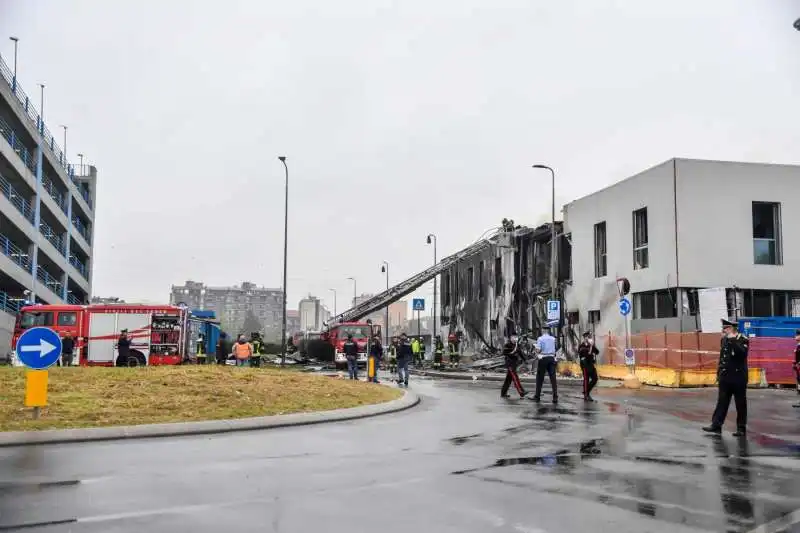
<box><xmin>439</xmin><ymin>222</ymin><xmax>572</xmax><ymax>355</ymax></box>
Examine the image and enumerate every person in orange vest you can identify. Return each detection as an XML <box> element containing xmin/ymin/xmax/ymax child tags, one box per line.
<box><xmin>232</xmin><ymin>334</ymin><xmax>253</xmax><ymax>367</ymax></box>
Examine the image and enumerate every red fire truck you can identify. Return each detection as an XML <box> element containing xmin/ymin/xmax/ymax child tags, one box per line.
<box><xmin>326</xmin><ymin>321</ymin><xmax>381</xmax><ymax>370</ymax></box>
<box><xmin>11</xmin><ymin>303</ymin><xmax>189</xmax><ymax>367</ymax></box>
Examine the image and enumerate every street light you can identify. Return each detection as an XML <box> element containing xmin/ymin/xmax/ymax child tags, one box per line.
<box><xmin>532</xmin><ymin>164</ymin><xmax>557</xmax><ymax>300</ymax></box>
<box><xmin>9</xmin><ymin>37</ymin><xmax>18</xmax><ymax>93</ymax></box>
<box><xmin>77</xmin><ymin>153</ymin><xmax>84</xmax><ymax>175</ymax></box>
<box><xmin>59</xmin><ymin>125</ymin><xmax>67</xmax><ymax>164</ymax></box>
<box><xmin>347</xmin><ymin>276</ymin><xmax>357</xmax><ymax>308</ymax></box>
<box><xmin>381</xmin><ymin>262</ymin><xmax>389</xmax><ymax>346</ymax></box>
<box><xmin>794</xmin><ymin>17</ymin><xmax>800</xmax><ymax>31</ymax></box>
<box><xmin>426</xmin><ymin>234</ymin><xmax>437</xmax><ymax>339</ymax></box>
<box><xmin>328</xmin><ymin>288</ymin><xmax>337</xmax><ymax>317</ymax></box>
<box><xmin>278</xmin><ymin>156</ymin><xmax>289</xmax><ymax>367</ymax></box>
<box><xmin>38</xmin><ymin>83</ymin><xmax>45</xmax><ymax>134</ymax></box>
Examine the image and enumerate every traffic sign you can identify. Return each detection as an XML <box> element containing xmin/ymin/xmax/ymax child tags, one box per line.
<box><xmin>546</xmin><ymin>300</ymin><xmax>560</xmax><ymax>321</ymax></box>
<box><xmin>412</xmin><ymin>298</ymin><xmax>425</xmax><ymax>311</ymax></box>
<box><xmin>618</xmin><ymin>298</ymin><xmax>632</xmax><ymax>316</ymax></box>
<box><xmin>16</xmin><ymin>327</ymin><xmax>62</xmax><ymax>370</ymax></box>
<box><xmin>624</xmin><ymin>348</ymin><xmax>635</xmax><ymax>365</ymax></box>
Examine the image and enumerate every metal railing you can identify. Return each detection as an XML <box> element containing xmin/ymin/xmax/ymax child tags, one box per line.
<box><xmin>0</xmin><ymin>172</ymin><xmax>34</xmax><ymax>224</ymax></box>
<box><xmin>0</xmin><ymin>232</ymin><xmax>31</xmax><ymax>273</ymax></box>
<box><xmin>0</xmin><ymin>290</ymin><xmax>25</xmax><ymax>316</ymax></box>
<box><xmin>66</xmin><ymin>292</ymin><xmax>82</xmax><ymax>305</ymax></box>
<box><xmin>41</xmin><ymin>173</ymin><xmax>67</xmax><ymax>213</ymax></box>
<box><xmin>36</xmin><ymin>265</ymin><xmax>63</xmax><ymax>295</ymax></box>
<box><xmin>71</xmin><ymin>179</ymin><xmax>92</xmax><ymax>208</ymax></box>
<box><xmin>0</xmin><ymin>53</ymin><xmax>73</xmax><ymax>178</ymax></box>
<box><xmin>69</xmin><ymin>253</ymin><xmax>88</xmax><ymax>279</ymax></box>
<box><xmin>71</xmin><ymin>215</ymin><xmax>91</xmax><ymax>244</ymax></box>
<box><xmin>38</xmin><ymin>220</ymin><xmax>66</xmax><ymax>255</ymax></box>
<box><xmin>0</xmin><ymin>115</ymin><xmax>37</xmax><ymax>174</ymax></box>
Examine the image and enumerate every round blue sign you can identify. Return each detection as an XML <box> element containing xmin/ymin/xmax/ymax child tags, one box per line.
<box><xmin>16</xmin><ymin>327</ymin><xmax>63</xmax><ymax>369</ymax></box>
<box><xmin>618</xmin><ymin>298</ymin><xmax>632</xmax><ymax>316</ymax></box>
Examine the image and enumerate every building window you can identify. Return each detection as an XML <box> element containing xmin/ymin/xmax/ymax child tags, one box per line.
<box><xmin>495</xmin><ymin>257</ymin><xmax>502</xmax><ymax>294</ymax></box>
<box><xmin>467</xmin><ymin>267</ymin><xmax>474</xmax><ymax>301</ymax></box>
<box><xmin>593</xmin><ymin>222</ymin><xmax>607</xmax><ymax>278</ymax></box>
<box><xmin>656</xmin><ymin>289</ymin><xmax>677</xmax><ymax>318</ymax></box>
<box><xmin>775</xmin><ymin>292</ymin><xmax>788</xmax><ymax>316</ymax></box>
<box><xmin>752</xmin><ymin>290</ymin><xmax>772</xmax><ymax>317</ymax></box>
<box><xmin>478</xmin><ymin>261</ymin><xmax>485</xmax><ymax>299</ymax></box>
<box><xmin>632</xmin><ymin>207</ymin><xmax>649</xmax><ymax>270</ymax></box>
<box><xmin>753</xmin><ymin>202</ymin><xmax>782</xmax><ymax>265</ymax></box>
<box><xmin>634</xmin><ymin>290</ymin><xmax>676</xmax><ymax>319</ymax></box>
<box><xmin>588</xmin><ymin>310</ymin><xmax>601</xmax><ymax>324</ymax></box>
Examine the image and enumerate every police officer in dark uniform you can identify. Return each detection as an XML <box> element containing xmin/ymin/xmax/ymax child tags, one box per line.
<box><xmin>703</xmin><ymin>319</ymin><xmax>749</xmax><ymax>437</ymax></box>
<box><xmin>577</xmin><ymin>331</ymin><xmax>599</xmax><ymax>402</ymax></box>
<box><xmin>501</xmin><ymin>336</ymin><xmax>527</xmax><ymax>399</ymax></box>
<box><xmin>344</xmin><ymin>334</ymin><xmax>359</xmax><ymax>380</ymax></box>
<box><xmin>792</xmin><ymin>329</ymin><xmax>800</xmax><ymax>408</ymax></box>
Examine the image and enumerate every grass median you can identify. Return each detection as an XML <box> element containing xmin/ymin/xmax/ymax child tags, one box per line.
<box><xmin>0</xmin><ymin>366</ymin><xmax>402</xmax><ymax>432</ymax></box>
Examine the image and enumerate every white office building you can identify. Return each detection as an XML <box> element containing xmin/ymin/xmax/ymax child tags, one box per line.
<box><xmin>564</xmin><ymin>158</ymin><xmax>800</xmax><ymax>341</ymax></box>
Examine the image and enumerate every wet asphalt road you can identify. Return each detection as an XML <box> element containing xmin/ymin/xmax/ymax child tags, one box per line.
<box><xmin>2</xmin><ymin>377</ymin><xmax>800</xmax><ymax>533</ymax></box>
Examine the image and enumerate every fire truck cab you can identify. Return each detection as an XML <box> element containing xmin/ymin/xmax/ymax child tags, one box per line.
<box><xmin>326</xmin><ymin>322</ymin><xmax>381</xmax><ymax>370</ymax></box>
<box><xmin>11</xmin><ymin>303</ymin><xmax>189</xmax><ymax>367</ymax></box>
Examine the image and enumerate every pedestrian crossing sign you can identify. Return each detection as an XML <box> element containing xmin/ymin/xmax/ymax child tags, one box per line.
<box><xmin>412</xmin><ymin>298</ymin><xmax>425</xmax><ymax>311</ymax></box>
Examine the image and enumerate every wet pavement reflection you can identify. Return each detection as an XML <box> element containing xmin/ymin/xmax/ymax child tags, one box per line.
<box><xmin>1</xmin><ymin>378</ymin><xmax>800</xmax><ymax>532</ymax></box>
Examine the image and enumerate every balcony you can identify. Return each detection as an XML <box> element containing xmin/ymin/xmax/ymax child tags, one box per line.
<box><xmin>36</xmin><ymin>265</ymin><xmax>63</xmax><ymax>296</ymax></box>
<box><xmin>69</xmin><ymin>253</ymin><xmax>88</xmax><ymax>280</ymax></box>
<box><xmin>0</xmin><ymin>172</ymin><xmax>34</xmax><ymax>224</ymax></box>
<box><xmin>38</xmin><ymin>220</ymin><xmax>66</xmax><ymax>256</ymax></box>
<box><xmin>0</xmin><ymin>115</ymin><xmax>36</xmax><ymax>175</ymax></box>
<box><xmin>42</xmin><ymin>173</ymin><xmax>67</xmax><ymax>214</ymax></box>
<box><xmin>71</xmin><ymin>178</ymin><xmax>92</xmax><ymax>209</ymax></box>
<box><xmin>66</xmin><ymin>292</ymin><xmax>82</xmax><ymax>305</ymax></box>
<box><xmin>0</xmin><ymin>290</ymin><xmax>24</xmax><ymax>316</ymax></box>
<box><xmin>0</xmin><ymin>232</ymin><xmax>31</xmax><ymax>273</ymax></box>
<box><xmin>71</xmin><ymin>215</ymin><xmax>91</xmax><ymax>244</ymax></box>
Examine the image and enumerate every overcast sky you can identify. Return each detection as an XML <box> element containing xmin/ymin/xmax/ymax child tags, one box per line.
<box><xmin>1</xmin><ymin>0</ymin><xmax>799</xmax><ymax>315</ymax></box>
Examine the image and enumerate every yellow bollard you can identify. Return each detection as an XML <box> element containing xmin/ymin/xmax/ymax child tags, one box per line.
<box><xmin>367</xmin><ymin>357</ymin><xmax>375</xmax><ymax>381</ymax></box>
<box><xmin>25</xmin><ymin>370</ymin><xmax>49</xmax><ymax>419</ymax></box>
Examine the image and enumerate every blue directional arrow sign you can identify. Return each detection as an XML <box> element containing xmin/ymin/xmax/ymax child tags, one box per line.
<box><xmin>16</xmin><ymin>327</ymin><xmax>62</xmax><ymax>370</ymax></box>
<box><xmin>618</xmin><ymin>297</ymin><xmax>632</xmax><ymax>317</ymax></box>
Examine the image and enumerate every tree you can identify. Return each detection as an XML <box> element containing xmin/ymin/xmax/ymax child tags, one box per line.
<box><xmin>241</xmin><ymin>310</ymin><xmax>263</xmax><ymax>336</ymax></box>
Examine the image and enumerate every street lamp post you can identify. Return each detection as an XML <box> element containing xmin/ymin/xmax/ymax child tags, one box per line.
<box><xmin>77</xmin><ymin>153</ymin><xmax>84</xmax><ymax>174</ymax></box>
<box><xmin>381</xmin><ymin>262</ymin><xmax>389</xmax><ymax>346</ymax></box>
<box><xmin>278</xmin><ymin>156</ymin><xmax>289</xmax><ymax>367</ymax></box>
<box><xmin>59</xmin><ymin>125</ymin><xmax>67</xmax><ymax>164</ymax></box>
<box><xmin>38</xmin><ymin>84</ymin><xmax>45</xmax><ymax>134</ymax></box>
<box><xmin>426</xmin><ymin>234</ymin><xmax>437</xmax><ymax>339</ymax></box>
<box><xmin>794</xmin><ymin>17</ymin><xmax>800</xmax><ymax>31</ymax></box>
<box><xmin>329</xmin><ymin>288</ymin><xmax>337</xmax><ymax>317</ymax></box>
<box><xmin>9</xmin><ymin>37</ymin><xmax>18</xmax><ymax>93</ymax></box>
<box><xmin>532</xmin><ymin>165</ymin><xmax>557</xmax><ymax>300</ymax></box>
<box><xmin>347</xmin><ymin>277</ymin><xmax>357</xmax><ymax>308</ymax></box>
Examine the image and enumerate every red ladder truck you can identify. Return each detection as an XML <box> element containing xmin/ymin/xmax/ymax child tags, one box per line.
<box><xmin>10</xmin><ymin>303</ymin><xmax>189</xmax><ymax>367</ymax></box>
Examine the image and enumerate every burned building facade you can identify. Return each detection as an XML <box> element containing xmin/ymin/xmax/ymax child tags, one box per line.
<box><xmin>439</xmin><ymin>223</ymin><xmax>572</xmax><ymax>354</ymax></box>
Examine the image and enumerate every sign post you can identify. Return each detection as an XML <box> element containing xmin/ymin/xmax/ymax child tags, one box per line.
<box><xmin>16</xmin><ymin>327</ymin><xmax>62</xmax><ymax>419</ymax></box>
<box><xmin>618</xmin><ymin>297</ymin><xmax>632</xmax><ymax>370</ymax></box>
<box><xmin>412</xmin><ymin>299</ymin><xmax>425</xmax><ymax>340</ymax></box>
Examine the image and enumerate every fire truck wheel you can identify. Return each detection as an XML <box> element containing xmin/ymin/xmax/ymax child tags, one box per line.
<box><xmin>127</xmin><ymin>352</ymin><xmax>147</xmax><ymax>367</ymax></box>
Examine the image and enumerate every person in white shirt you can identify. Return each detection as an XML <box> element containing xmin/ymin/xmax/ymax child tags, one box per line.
<box><xmin>533</xmin><ymin>328</ymin><xmax>558</xmax><ymax>403</ymax></box>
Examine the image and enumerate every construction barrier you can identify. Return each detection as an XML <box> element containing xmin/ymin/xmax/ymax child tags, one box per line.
<box><xmin>595</xmin><ymin>330</ymin><xmax>793</xmax><ymax>386</ymax></box>
<box><xmin>556</xmin><ymin>361</ymin><xmax>767</xmax><ymax>389</ymax></box>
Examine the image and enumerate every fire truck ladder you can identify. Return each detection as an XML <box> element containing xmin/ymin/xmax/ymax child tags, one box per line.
<box><xmin>332</xmin><ymin>236</ymin><xmax>495</xmax><ymax>324</ymax></box>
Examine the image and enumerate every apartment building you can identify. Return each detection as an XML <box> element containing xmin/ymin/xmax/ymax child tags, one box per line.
<box><xmin>564</xmin><ymin>158</ymin><xmax>800</xmax><ymax>344</ymax></box>
<box><xmin>170</xmin><ymin>281</ymin><xmax>283</xmax><ymax>340</ymax></box>
<box><xmin>0</xmin><ymin>53</ymin><xmax>96</xmax><ymax>348</ymax></box>
<box><xmin>298</xmin><ymin>295</ymin><xmax>331</xmax><ymax>332</ymax></box>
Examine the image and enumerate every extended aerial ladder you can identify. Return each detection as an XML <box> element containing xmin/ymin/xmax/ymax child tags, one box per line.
<box><xmin>332</xmin><ymin>233</ymin><xmax>500</xmax><ymax>325</ymax></box>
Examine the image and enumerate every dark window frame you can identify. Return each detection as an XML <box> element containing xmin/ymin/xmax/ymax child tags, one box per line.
<box><xmin>752</xmin><ymin>201</ymin><xmax>782</xmax><ymax>265</ymax></box>
<box><xmin>632</xmin><ymin>207</ymin><xmax>649</xmax><ymax>270</ymax></box>
<box><xmin>593</xmin><ymin>222</ymin><xmax>607</xmax><ymax>278</ymax></box>
<box><xmin>467</xmin><ymin>267</ymin><xmax>474</xmax><ymax>301</ymax></box>
<box><xmin>478</xmin><ymin>261</ymin><xmax>485</xmax><ymax>299</ymax></box>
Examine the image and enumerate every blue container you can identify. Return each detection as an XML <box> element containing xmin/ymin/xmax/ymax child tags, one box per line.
<box><xmin>738</xmin><ymin>317</ymin><xmax>800</xmax><ymax>338</ymax></box>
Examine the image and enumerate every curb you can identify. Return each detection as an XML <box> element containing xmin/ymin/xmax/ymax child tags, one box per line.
<box><xmin>411</xmin><ymin>369</ymin><xmax>585</xmax><ymax>385</ymax></box>
<box><xmin>0</xmin><ymin>389</ymin><xmax>420</xmax><ymax>448</ymax></box>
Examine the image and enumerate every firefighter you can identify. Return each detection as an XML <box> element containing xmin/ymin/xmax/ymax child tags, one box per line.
<box><xmin>794</xmin><ymin>330</ymin><xmax>800</xmax><ymax>408</ymax></box>
<box><xmin>703</xmin><ymin>319</ymin><xmax>749</xmax><ymax>437</ymax></box>
<box><xmin>196</xmin><ymin>333</ymin><xmax>207</xmax><ymax>364</ymax></box>
<box><xmin>417</xmin><ymin>337</ymin><xmax>426</xmax><ymax>366</ymax></box>
<box><xmin>250</xmin><ymin>332</ymin><xmax>264</xmax><ymax>367</ymax></box>
<box><xmin>577</xmin><ymin>331</ymin><xmax>599</xmax><ymax>402</ymax></box>
<box><xmin>343</xmin><ymin>333</ymin><xmax>359</xmax><ymax>380</ymax></box>
<box><xmin>501</xmin><ymin>336</ymin><xmax>527</xmax><ymax>399</ymax></box>
<box><xmin>388</xmin><ymin>337</ymin><xmax>398</xmax><ymax>373</ymax></box>
<box><xmin>368</xmin><ymin>336</ymin><xmax>383</xmax><ymax>383</ymax></box>
<box><xmin>433</xmin><ymin>335</ymin><xmax>445</xmax><ymax>369</ymax></box>
<box><xmin>216</xmin><ymin>332</ymin><xmax>231</xmax><ymax>365</ymax></box>
<box><xmin>397</xmin><ymin>333</ymin><xmax>412</xmax><ymax>387</ymax></box>
<box><xmin>411</xmin><ymin>336</ymin><xmax>421</xmax><ymax>366</ymax></box>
